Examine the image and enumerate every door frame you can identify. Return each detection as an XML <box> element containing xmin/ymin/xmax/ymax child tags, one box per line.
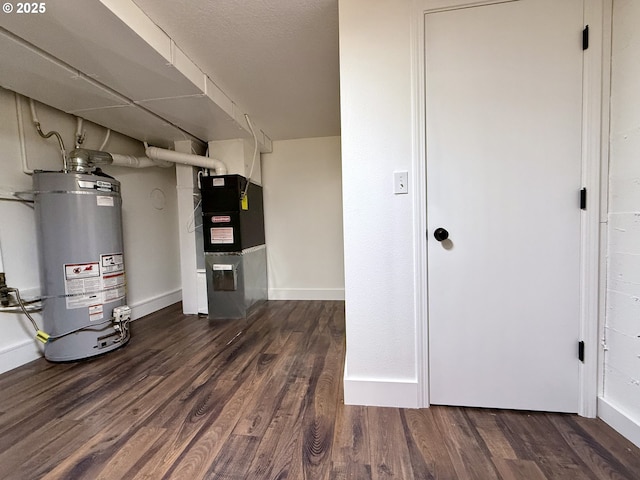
<box><xmin>409</xmin><ymin>0</ymin><xmax>611</xmax><ymax>416</ymax></box>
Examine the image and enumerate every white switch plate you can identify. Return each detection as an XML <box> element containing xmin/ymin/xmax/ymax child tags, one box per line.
<box><xmin>394</xmin><ymin>171</ymin><xmax>408</xmax><ymax>194</ymax></box>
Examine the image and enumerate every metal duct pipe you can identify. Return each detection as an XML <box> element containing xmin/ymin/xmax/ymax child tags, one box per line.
<box><xmin>68</xmin><ymin>148</ymin><xmax>113</xmax><ymax>173</ymax></box>
<box><xmin>68</xmin><ymin>149</ymin><xmax>172</xmax><ymax>170</ymax></box>
<box><xmin>145</xmin><ymin>146</ymin><xmax>227</xmax><ymax>174</ymax></box>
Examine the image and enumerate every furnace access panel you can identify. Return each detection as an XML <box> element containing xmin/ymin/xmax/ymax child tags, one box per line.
<box><xmin>200</xmin><ymin>174</ymin><xmax>265</xmax><ymax>253</ymax></box>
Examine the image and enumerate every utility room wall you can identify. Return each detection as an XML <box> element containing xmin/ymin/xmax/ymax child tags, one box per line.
<box><xmin>0</xmin><ymin>87</ymin><xmax>181</xmax><ymax>374</ymax></box>
<box><xmin>603</xmin><ymin>0</ymin><xmax>640</xmax><ymax>443</ymax></box>
<box><xmin>262</xmin><ymin>136</ymin><xmax>344</xmax><ymax>300</ymax></box>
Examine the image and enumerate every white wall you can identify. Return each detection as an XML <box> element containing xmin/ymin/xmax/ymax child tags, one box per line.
<box><xmin>0</xmin><ymin>88</ymin><xmax>181</xmax><ymax>374</ymax></box>
<box><xmin>338</xmin><ymin>0</ymin><xmax>640</xmax><ymax>424</ymax></box>
<box><xmin>262</xmin><ymin>136</ymin><xmax>344</xmax><ymax>300</ymax></box>
<box><xmin>339</xmin><ymin>1</ymin><xmax>420</xmax><ymax>406</ymax></box>
<box><xmin>209</xmin><ymin>138</ymin><xmax>262</xmax><ymax>185</ymax></box>
<box><xmin>600</xmin><ymin>0</ymin><xmax>640</xmax><ymax>447</ymax></box>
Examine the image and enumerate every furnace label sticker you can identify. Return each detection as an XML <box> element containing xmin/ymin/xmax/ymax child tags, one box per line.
<box><xmin>64</xmin><ymin>262</ymin><xmax>102</xmax><ymax>309</ymax></box>
<box><xmin>212</xmin><ymin>178</ymin><xmax>225</xmax><ymax>187</ymax></box>
<box><xmin>211</xmin><ymin>227</ymin><xmax>234</xmax><ymax>244</ymax></box>
<box><xmin>211</xmin><ymin>216</ymin><xmax>231</xmax><ymax>223</ymax></box>
<box><xmin>213</xmin><ymin>264</ymin><xmax>234</xmax><ymax>271</ymax></box>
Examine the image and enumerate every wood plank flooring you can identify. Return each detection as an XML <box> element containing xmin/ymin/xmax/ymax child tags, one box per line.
<box><xmin>0</xmin><ymin>300</ymin><xmax>638</xmax><ymax>479</ymax></box>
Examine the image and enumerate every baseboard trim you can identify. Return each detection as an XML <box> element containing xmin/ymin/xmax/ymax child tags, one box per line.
<box><xmin>129</xmin><ymin>289</ymin><xmax>182</xmax><ymax>321</ymax></box>
<box><xmin>344</xmin><ymin>377</ymin><xmax>420</xmax><ymax>408</ymax></box>
<box><xmin>0</xmin><ymin>290</ymin><xmax>182</xmax><ymax>375</ymax></box>
<box><xmin>598</xmin><ymin>397</ymin><xmax>640</xmax><ymax>448</ymax></box>
<box><xmin>268</xmin><ymin>288</ymin><xmax>345</xmax><ymax>301</ymax></box>
<box><xmin>0</xmin><ymin>339</ymin><xmax>43</xmax><ymax>375</ymax></box>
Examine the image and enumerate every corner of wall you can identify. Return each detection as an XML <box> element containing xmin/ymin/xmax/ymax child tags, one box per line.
<box><xmin>343</xmin><ymin>377</ymin><xmax>421</xmax><ymax>409</ymax></box>
<box><xmin>598</xmin><ymin>397</ymin><xmax>640</xmax><ymax>449</ymax></box>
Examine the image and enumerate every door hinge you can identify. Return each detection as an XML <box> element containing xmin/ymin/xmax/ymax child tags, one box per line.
<box><xmin>580</xmin><ymin>188</ymin><xmax>587</xmax><ymax>210</ymax></box>
<box><xmin>583</xmin><ymin>25</ymin><xmax>589</xmax><ymax>50</ymax></box>
<box><xmin>578</xmin><ymin>341</ymin><xmax>585</xmax><ymax>362</ymax></box>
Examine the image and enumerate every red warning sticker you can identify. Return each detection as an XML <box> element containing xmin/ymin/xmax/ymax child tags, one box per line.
<box><xmin>65</xmin><ymin>263</ymin><xmax>100</xmax><ymax>280</ymax></box>
<box><xmin>64</xmin><ymin>262</ymin><xmax>101</xmax><ymax>309</ymax></box>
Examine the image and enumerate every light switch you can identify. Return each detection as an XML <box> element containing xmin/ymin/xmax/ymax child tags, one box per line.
<box><xmin>394</xmin><ymin>171</ymin><xmax>408</xmax><ymax>194</ymax></box>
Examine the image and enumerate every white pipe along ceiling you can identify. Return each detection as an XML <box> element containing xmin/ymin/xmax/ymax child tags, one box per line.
<box><xmin>144</xmin><ymin>147</ymin><xmax>228</xmax><ymax>174</ymax></box>
<box><xmin>67</xmin><ymin>146</ymin><xmax>228</xmax><ymax>173</ymax></box>
<box><xmin>27</xmin><ymin>97</ymin><xmax>228</xmax><ymax>173</ymax></box>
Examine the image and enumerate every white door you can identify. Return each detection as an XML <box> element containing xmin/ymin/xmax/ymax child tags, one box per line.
<box><xmin>426</xmin><ymin>0</ymin><xmax>584</xmax><ymax>412</ymax></box>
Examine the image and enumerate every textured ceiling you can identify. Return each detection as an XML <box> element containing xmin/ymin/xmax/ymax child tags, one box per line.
<box><xmin>131</xmin><ymin>0</ymin><xmax>340</xmax><ymax>141</ymax></box>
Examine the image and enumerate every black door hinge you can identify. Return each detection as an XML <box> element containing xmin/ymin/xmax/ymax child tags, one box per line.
<box><xmin>583</xmin><ymin>25</ymin><xmax>589</xmax><ymax>50</ymax></box>
<box><xmin>580</xmin><ymin>188</ymin><xmax>587</xmax><ymax>210</ymax></box>
<box><xmin>578</xmin><ymin>341</ymin><xmax>585</xmax><ymax>362</ymax></box>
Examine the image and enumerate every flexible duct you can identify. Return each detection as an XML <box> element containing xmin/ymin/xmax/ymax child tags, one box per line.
<box><xmin>145</xmin><ymin>146</ymin><xmax>227</xmax><ymax>174</ymax></box>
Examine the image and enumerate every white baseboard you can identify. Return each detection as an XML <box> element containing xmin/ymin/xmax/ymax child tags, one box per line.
<box><xmin>268</xmin><ymin>288</ymin><xmax>345</xmax><ymax>301</ymax></box>
<box><xmin>129</xmin><ymin>289</ymin><xmax>182</xmax><ymax>321</ymax></box>
<box><xmin>598</xmin><ymin>397</ymin><xmax>640</xmax><ymax>449</ymax></box>
<box><xmin>0</xmin><ymin>339</ymin><xmax>43</xmax><ymax>375</ymax></box>
<box><xmin>344</xmin><ymin>377</ymin><xmax>421</xmax><ymax>408</ymax></box>
<box><xmin>0</xmin><ymin>290</ymin><xmax>182</xmax><ymax>376</ymax></box>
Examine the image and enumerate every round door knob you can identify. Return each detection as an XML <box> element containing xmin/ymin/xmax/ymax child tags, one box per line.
<box><xmin>434</xmin><ymin>228</ymin><xmax>449</xmax><ymax>242</ymax></box>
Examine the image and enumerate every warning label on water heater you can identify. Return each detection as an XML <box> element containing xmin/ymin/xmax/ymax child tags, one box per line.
<box><xmin>63</xmin><ymin>254</ymin><xmax>126</xmax><ymax>309</ymax></box>
<box><xmin>64</xmin><ymin>262</ymin><xmax>102</xmax><ymax>309</ymax></box>
<box><xmin>101</xmin><ymin>253</ymin><xmax>124</xmax><ymax>273</ymax></box>
<box><xmin>101</xmin><ymin>253</ymin><xmax>126</xmax><ymax>303</ymax></box>
<box><xmin>89</xmin><ymin>304</ymin><xmax>104</xmax><ymax>322</ymax></box>
<box><xmin>103</xmin><ymin>273</ymin><xmax>126</xmax><ymax>302</ymax></box>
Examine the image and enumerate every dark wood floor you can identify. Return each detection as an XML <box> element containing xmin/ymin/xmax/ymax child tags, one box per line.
<box><xmin>0</xmin><ymin>301</ymin><xmax>638</xmax><ymax>479</ymax></box>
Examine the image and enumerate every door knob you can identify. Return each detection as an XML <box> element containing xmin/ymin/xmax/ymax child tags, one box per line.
<box><xmin>434</xmin><ymin>228</ymin><xmax>449</xmax><ymax>242</ymax></box>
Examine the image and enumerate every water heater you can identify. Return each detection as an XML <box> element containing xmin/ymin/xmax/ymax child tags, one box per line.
<box><xmin>33</xmin><ymin>171</ymin><xmax>130</xmax><ymax>361</ymax></box>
